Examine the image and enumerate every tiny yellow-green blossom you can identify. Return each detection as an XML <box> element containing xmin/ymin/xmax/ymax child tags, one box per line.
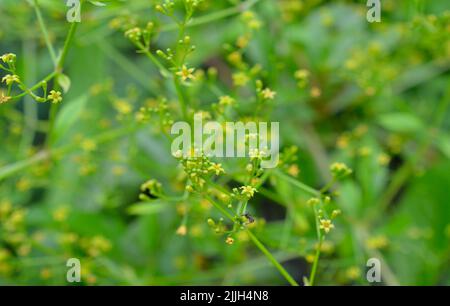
<box><xmin>48</xmin><ymin>90</ymin><xmax>63</xmax><ymax>104</ymax></box>
<box><xmin>330</xmin><ymin>162</ymin><xmax>352</xmax><ymax>178</ymax></box>
<box><xmin>1</xmin><ymin>53</ymin><xmax>16</xmax><ymax>64</ymax></box>
<box><xmin>140</xmin><ymin>179</ymin><xmax>162</xmax><ymax>194</ymax></box>
<box><xmin>232</xmin><ymin>72</ymin><xmax>249</xmax><ymax>87</ymax></box>
<box><xmin>366</xmin><ymin>235</ymin><xmax>389</xmax><ymax>250</ymax></box>
<box><xmin>319</xmin><ymin>219</ymin><xmax>334</xmax><ymax>233</ymax></box>
<box><xmin>176</xmin><ymin>225</ymin><xmax>187</xmax><ymax>236</ymax></box>
<box><xmin>176</xmin><ymin>65</ymin><xmax>195</xmax><ymax>81</ymax></box>
<box><xmin>124</xmin><ymin>27</ymin><xmax>142</xmax><ymax>41</ymax></box>
<box><xmin>225</xmin><ymin>236</ymin><xmax>234</xmax><ymax>245</ymax></box>
<box><xmin>52</xmin><ymin>206</ymin><xmax>69</xmax><ymax>222</ymax></box>
<box><xmin>172</xmin><ymin>149</ymin><xmax>183</xmax><ymax>159</ymax></box>
<box><xmin>208</xmin><ymin>163</ymin><xmax>225</xmax><ymax>175</ymax></box>
<box><xmin>81</xmin><ymin>139</ymin><xmax>97</xmax><ymax>152</ymax></box>
<box><xmin>2</xmin><ymin>74</ymin><xmax>20</xmax><ymax>86</ymax></box>
<box><xmin>249</xmin><ymin>148</ymin><xmax>266</xmax><ymax>160</ymax></box>
<box><xmin>287</xmin><ymin>164</ymin><xmax>300</xmax><ymax>177</ymax></box>
<box><xmin>0</xmin><ymin>93</ymin><xmax>11</xmax><ymax>104</ymax></box>
<box><xmin>377</xmin><ymin>153</ymin><xmax>391</xmax><ymax>166</ymax></box>
<box><xmin>114</xmin><ymin>99</ymin><xmax>132</xmax><ymax>115</ymax></box>
<box><xmin>262</xmin><ymin>88</ymin><xmax>276</xmax><ymax>100</ymax></box>
<box><xmin>331</xmin><ymin>209</ymin><xmax>341</xmax><ymax>218</ymax></box>
<box><xmin>218</xmin><ymin>95</ymin><xmax>235</xmax><ymax>106</ymax></box>
<box><xmin>307</xmin><ymin>197</ymin><xmax>320</xmax><ymax>206</ymax></box>
<box><xmin>295</xmin><ymin>69</ymin><xmax>310</xmax><ymax>79</ymax></box>
<box><xmin>240</xmin><ymin>185</ymin><xmax>257</xmax><ymax>198</ymax></box>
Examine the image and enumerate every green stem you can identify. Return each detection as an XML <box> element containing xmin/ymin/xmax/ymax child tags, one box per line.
<box><xmin>275</xmin><ymin>171</ymin><xmax>321</xmax><ymax>197</ymax></box>
<box><xmin>308</xmin><ymin>199</ymin><xmax>324</xmax><ymax>286</ymax></box>
<box><xmin>56</xmin><ymin>21</ymin><xmax>79</xmax><ymax>73</ymax></box>
<box><xmin>160</xmin><ymin>0</ymin><xmax>261</xmax><ymax>32</ymax></box>
<box><xmin>247</xmin><ymin>230</ymin><xmax>299</xmax><ymax>286</ymax></box>
<box><xmin>47</xmin><ymin>21</ymin><xmax>80</xmax><ymax>143</ymax></box>
<box><xmin>33</xmin><ymin>0</ymin><xmax>57</xmax><ymax>65</ymax></box>
<box><xmin>204</xmin><ymin>195</ymin><xmax>234</xmax><ymax>221</ymax></box>
<box><xmin>174</xmin><ymin>76</ymin><xmax>189</xmax><ymax>119</ymax></box>
<box><xmin>136</xmin><ymin>43</ymin><xmax>171</xmax><ymax>77</ymax></box>
<box><xmin>0</xmin><ymin>125</ymin><xmax>136</xmax><ymax>181</ymax></box>
<box><xmin>205</xmin><ymin>194</ymin><xmax>298</xmax><ymax>286</ymax></box>
<box><xmin>309</xmin><ymin>235</ymin><xmax>324</xmax><ymax>286</ymax></box>
<box><xmin>11</xmin><ymin>72</ymin><xmax>56</xmax><ymax>100</ymax></box>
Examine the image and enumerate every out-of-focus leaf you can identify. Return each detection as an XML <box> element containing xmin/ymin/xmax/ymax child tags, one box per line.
<box><xmin>382</xmin><ymin>161</ymin><xmax>450</xmax><ymax>285</ymax></box>
<box><xmin>435</xmin><ymin>133</ymin><xmax>450</xmax><ymax>159</ymax></box>
<box><xmin>51</xmin><ymin>94</ymin><xmax>88</xmax><ymax>143</ymax></box>
<box><xmin>57</xmin><ymin>73</ymin><xmax>71</xmax><ymax>93</ymax></box>
<box><xmin>377</xmin><ymin>112</ymin><xmax>424</xmax><ymax>133</ymax></box>
<box><xmin>127</xmin><ymin>201</ymin><xmax>167</xmax><ymax>215</ymax></box>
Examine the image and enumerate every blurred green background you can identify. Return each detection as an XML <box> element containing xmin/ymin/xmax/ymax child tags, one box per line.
<box><xmin>0</xmin><ymin>0</ymin><xmax>449</xmax><ymax>285</ymax></box>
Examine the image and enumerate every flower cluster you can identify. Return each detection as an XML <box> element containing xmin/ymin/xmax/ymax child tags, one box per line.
<box><xmin>174</xmin><ymin>151</ymin><xmax>225</xmax><ymax>191</ymax></box>
<box><xmin>330</xmin><ymin>162</ymin><xmax>353</xmax><ymax>179</ymax></box>
<box><xmin>139</xmin><ymin>179</ymin><xmax>163</xmax><ymax>201</ymax></box>
<box><xmin>0</xmin><ymin>53</ymin><xmax>63</xmax><ymax>104</ymax></box>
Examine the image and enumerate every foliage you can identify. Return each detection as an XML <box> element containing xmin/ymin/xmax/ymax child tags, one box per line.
<box><xmin>0</xmin><ymin>0</ymin><xmax>449</xmax><ymax>285</ymax></box>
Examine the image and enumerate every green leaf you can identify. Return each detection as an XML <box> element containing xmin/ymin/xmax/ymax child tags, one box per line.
<box><xmin>89</xmin><ymin>1</ymin><xmax>107</xmax><ymax>6</ymax></box>
<box><xmin>51</xmin><ymin>94</ymin><xmax>88</xmax><ymax>143</ymax></box>
<box><xmin>435</xmin><ymin>133</ymin><xmax>450</xmax><ymax>159</ymax></box>
<box><xmin>57</xmin><ymin>73</ymin><xmax>71</xmax><ymax>93</ymax></box>
<box><xmin>377</xmin><ymin>112</ymin><xmax>424</xmax><ymax>133</ymax></box>
<box><xmin>382</xmin><ymin>161</ymin><xmax>450</xmax><ymax>284</ymax></box>
<box><xmin>127</xmin><ymin>201</ymin><xmax>167</xmax><ymax>215</ymax></box>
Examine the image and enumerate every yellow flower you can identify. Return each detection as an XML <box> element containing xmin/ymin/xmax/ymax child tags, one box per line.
<box><xmin>310</xmin><ymin>86</ymin><xmax>321</xmax><ymax>98</ymax></box>
<box><xmin>346</xmin><ymin>266</ymin><xmax>361</xmax><ymax>280</ymax></box>
<box><xmin>306</xmin><ymin>197</ymin><xmax>320</xmax><ymax>206</ymax></box>
<box><xmin>124</xmin><ymin>27</ymin><xmax>142</xmax><ymax>41</ymax></box>
<box><xmin>16</xmin><ymin>178</ymin><xmax>31</xmax><ymax>191</ymax></box>
<box><xmin>358</xmin><ymin>146</ymin><xmax>372</xmax><ymax>157</ymax></box>
<box><xmin>225</xmin><ymin>236</ymin><xmax>234</xmax><ymax>245</ymax></box>
<box><xmin>176</xmin><ymin>225</ymin><xmax>187</xmax><ymax>236</ymax></box>
<box><xmin>331</xmin><ymin>209</ymin><xmax>341</xmax><ymax>219</ymax></box>
<box><xmin>330</xmin><ymin>162</ymin><xmax>352</xmax><ymax>178</ymax></box>
<box><xmin>295</xmin><ymin>69</ymin><xmax>310</xmax><ymax>79</ymax></box>
<box><xmin>176</xmin><ymin>65</ymin><xmax>195</xmax><ymax>81</ymax></box>
<box><xmin>52</xmin><ymin>206</ymin><xmax>69</xmax><ymax>222</ymax></box>
<box><xmin>227</xmin><ymin>51</ymin><xmax>243</xmax><ymax>66</ymax></box>
<box><xmin>0</xmin><ymin>92</ymin><xmax>11</xmax><ymax>104</ymax></box>
<box><xmin>305</xmin><ymin>254</ymin><xmax>315</xmax><ymax>263</ymax></box>
<box><xmin>208</xmin><ymin>163</ymin><xmax>225</xmax><ymax>175</ymax></box>
<box><xmin>232</xmin><ymin>72</ymin><xmax>249</xmax><ymax>87</ymax></box>
<box><xmin>114</xmin><ymin>99</ymin><xmax>132</xmax><ymax>115</ymax></box>
<box><xmin>1</xmin><ymin>53</ymin><xmax>16</xmax><ymax>64</ymax></box>
<box><xmin>287</xmin><ymin>164</ymin><xmax>300</xmax><ymax>177</ymax></box>
<box><xmin>319</xmin><ymin>219</ymin><xmax>334</xmax><ymax>233</ymax></box>
<box><xmin>218</xmin><ymin>95</ymin><xmax>235</xmax><ymax>106</ymax></box>
<box><xmin>366</xmin><ymin>235</ymin><xmax>389</xmax><ymax>250</ymax></box>
<box><xmin>81</xmin><ymin>139</ymin><xmax>97</xmax><ymax>152</ymax></box>
<box><xmin>236</xmin><ymin>35</ymin><xmax>250</xmax><ymax>48</ymax></box>
<box><xmin>48</xmin><ymin>90</ymin><xmax>62</xmax><ymax>104</ymax></box>
<box><xmin>9</xmin><ymin>209</ymin><xmax>26</xmax><ymax>226</ymax></box>
<box><xmin>0</xmin><ymin>200</ymin><xmax>12</xmax><ymax>217</ymax></box>
<box><xmin>1</xmin><ymin>74</ymin><xmax>20</xmax><ymax>86</ymax></box>
<box><xmin>377</xmin><ymin>153</ymin><xmax>391</xmax><ymax>166</ymax></box>
<box><xmin>40</xmin><ymin>268</ymin><xmax>52</xmax><ymax>280</ymax></box>
<box><xmin>240</xmin><ymin>185</ymin><xmax>257</xmax><ymax>198</ymax></box>
<box><xmin>261</xmin><ymin>88</ymin><xmax>276</xmax><ymax>100</ymax></box>
<box><xmin>0</xmin><ymin>248</ymin><xmax>10</xmax><ymax>261</ymax></box>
